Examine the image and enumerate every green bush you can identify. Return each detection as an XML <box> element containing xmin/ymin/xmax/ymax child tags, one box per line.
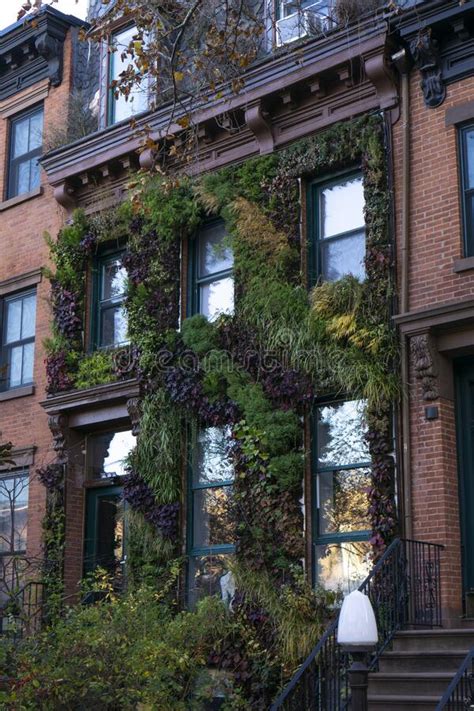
<box><xmin>4</xmin><ymin>588</ymin><xmax>231</xmax><ymax>711</ymax></box>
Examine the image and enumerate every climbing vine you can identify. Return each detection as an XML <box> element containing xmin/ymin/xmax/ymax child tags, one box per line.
<box><xmin>42</xmin><ymin>113</ymin><xmax>397</xmax><ymax>706</ymax></box>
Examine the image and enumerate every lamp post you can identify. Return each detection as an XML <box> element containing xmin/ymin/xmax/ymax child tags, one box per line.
<box><xmin>337</xmin><ymin>590</ymin><xmax>378</xmax><ymax>711</ymax></box>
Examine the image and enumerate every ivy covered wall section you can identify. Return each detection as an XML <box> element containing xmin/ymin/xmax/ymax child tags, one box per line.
<box><xmin>42</xmin><ymin>114</ymin><xmax>397</xmax><ymax>706</ymax></box>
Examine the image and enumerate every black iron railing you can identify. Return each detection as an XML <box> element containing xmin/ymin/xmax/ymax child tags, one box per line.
<box><xmin>270</xmin><ymin>538</ymin><xmax>444</xmax><ymax>710</ymax></box>
<box><xmin>436</xmin><ymin>646</ymin><xmax>474</xmax><ymax>711</ymax></box>
<box><xmin>0</xmin><ymin>580</ymin><xmax>45</xmax><ymax>640</ymax></box>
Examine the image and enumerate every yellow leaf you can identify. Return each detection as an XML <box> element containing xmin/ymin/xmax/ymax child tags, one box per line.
<box><xmin>173</xmin><ymin>71</ymin><xmax>184</xmax><ymax>82</ymax></box>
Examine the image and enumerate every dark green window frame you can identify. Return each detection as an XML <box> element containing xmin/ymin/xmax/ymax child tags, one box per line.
<box><xmin>0</xmin><ymin>289</ymin><xmax>36</xmax><ymax>392</ymax></box>
<box><xmin>311</xmin><ymin>397</ymin><xmax>371</xmax><ymax>589</ymax></box>
<box><xmin>91</xmin><ymin>250</ymin><xmax>128</xmax><ymax>350</ymax></box>
<box><xmin>307</xmin><ymin>169</ymin><xmax>365</xmax><ymax>286</ymax></box>
<box><xmin>186</xmin><ymin>426</ymin><xmax>235</xmax><ymax>606</ymax></box>
<box><xmin>188</xmin><ymin>218</ymin><xmax>234</xmax><ymax>318</ymax></box>
<box><xmin>459</xmin><ymin>123</ymin><xmax>474</xmax><ymax>257</ymax></box>
<box><xmin>7</xmin><ymin>105</ymin><xmax>43</xmax><ymax>200</ymax></box>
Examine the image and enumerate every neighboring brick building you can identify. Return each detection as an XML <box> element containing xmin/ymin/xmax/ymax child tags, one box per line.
<box><xmin>0</xmin><ymin>7</ymin><xmax>88</xmax><ymax>603</ymax></box>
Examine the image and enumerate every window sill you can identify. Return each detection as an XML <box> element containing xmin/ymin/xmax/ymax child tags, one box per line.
<box><xmin>0</xmin><ymin>385</ymin><xmax>35</xmax><ymax>401</ymax></box>
<box><xmin>0</xmin><ymin>186</ymin><xmax>43</xmax><ymax>212</ymax></box>
<box><xmin>453</xmin><ymin>256</ymin><xmax>474</xmax><ymax>273</ymax></box>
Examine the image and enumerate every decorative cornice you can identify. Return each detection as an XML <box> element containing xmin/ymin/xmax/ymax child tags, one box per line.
<box><xmin>41</xmin><ymin>378</ymin><xmax>140</xmax><ymax>415</ymax></box>
<box><xmin>41</xmin><ymin>19</ymin><xmax>397</xmax><ymax>208</ymax></box>
<box><xmin>0</xmin><ymin>7</ymin><xmax>85</xmax><ymax>101</ymax></box>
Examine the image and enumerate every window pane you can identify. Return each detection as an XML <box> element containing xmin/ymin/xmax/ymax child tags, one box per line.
<box><xmin>22</xmin><ymin>342</ymin><xmax>34</xmax><ymax>384</ymax></box>
<box><xmin>101</xmin><ymin>306</ymin><xmax>128</xmax><ymax>347</ymax></box>
<box><xmin>88</xmin><ymin>430</ymin><xmax>136</xmax><ymax>480</ymax></box>
<box><xmin>12</xmin><ymin>117</ymin><xmax>29</xmax><ymax>158</ymax></box>
<box><xmin>0</xmin><ymin>475</ymin><xmax>28</xmax><ymax>554</ymax></box>
<box><xmin>194</xmin><ymin>427</ymin><xmax>233</xmax><ymax>485</ymax></box>
<box><xmin>95</xmin><ymin>495</ymin><xmax>124</xmax><ymax>573</ymax></box>
<box><xmin>28</xmin><ymin>110</ymin><xmax>43</xmax><ymax>151</ymax></box>
<box><xmin>198</xmin><ymin>224</ymin><xmax>233</xmax><ymax>277</ymax></box>
<box><xmin>16</xmin><ymin>160</ymin><xmax>31</xmax><ymax>195</ymax></box>
<box><xmin>193</xmin><ymin>486</ymin><xmax>234</xmax><ymax>548</ymax></box>
<box><xmin>466</xmin><ymin>129</ymin><xmax>474</xmax><ymax>189</ymax></box>
<box><xmin>29</xmin><ymin>157</ymin><xmax>41</xmax><ymax>191</ymax></box>
<box><xmin>320</xmin><ymin>175</ymin><xmax>364</xmax><ymax>238</ymax></box>
<box><xmin>317</xmin><ymin>400</ymin><xmax>369</xmax><ymax>468</ymax></box>
<box><xmin>320</xmin><ymin>231</ymin><xmax>365</xmax><ymax>281</ymax></box>
<box><xmin>315</xmin><ymin>541</ymin><xmax>371</xmax><ymax>594</ymax></box>
<box><xmin>318</xmin><ymin>467</ymin><xmax>370</xmax><ymax>535</ymax></box>
<box><xmin>188</xmin><ymin>554</ymin><xmax>233</xmax><ymax>607</ymax></box>
<box><xmin>200</xmin><ymin>277</ymin><xmax>234</xmax><ymax>321</ymax></box>
<box><xmin>21</xmin><ymin>294</ymin><xmax>36</xmax><ymax>339</ymax></box>
<box><xmin>111</xmin><ymin>26</ymin><xmax>148</xmax><ymax>123</ymax></box>
<box><xmin>5</xmin><ymin>299</ymin><xmax>22</xmax><ymax>343</ymax></box>
<box><xmin>101</xmin><ymin>261</ymin><xmax>127</xmax><ymax>301</ymax></box>
<box><xmin>8</xmin><ymin>346</ymin><xmax>23</xmax><ymax>388</ymax></box>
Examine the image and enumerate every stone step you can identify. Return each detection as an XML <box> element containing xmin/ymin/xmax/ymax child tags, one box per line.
<box><xmin>379</xmin><ymin>649</ymin><xmax>467</xmax><ymax>673</ymax></box>
<box><xmin>368</xmin><ymin>695</ymin><xmax>441</xmax><ymax>711</ymax></box>
<box><xmin>392</xmin><ymin>629</ymin><xmax>474</xmax><ymax>652</ymax></box>
<box><xmin>368</xmin><ymin>671</ymin><xmax>453</xmax><ymax>696</ymax></box>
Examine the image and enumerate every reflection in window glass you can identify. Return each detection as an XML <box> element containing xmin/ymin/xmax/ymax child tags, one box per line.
<box><xmin>98</xmin><ymin>255</ymin><xmax>128</xmax><ymax>348</ymax></box>
<box><xmin>2</xmin><ymin>291</ymin><xmax>36</xmax><ymax>390</ymax></box>
<box><xmin>461</xmin><ymin>126</ymin><xmax>474</xmax><ymax>256</ymax></box>
<box><xmin>315</xmin><ymin>541</ymin><xmax>372</xmax><ymax>594</ymax></box>
<box><xmin>194</xmin><ymin>221</ymin><xmax>234</xmax><ymax>319</ymax></box>
<box><xmin>194</xmin><ymin>427</ymin><xmax>233</xmax><ymax>485</ymax></box>
<box><xmin>318</xmin><ymin>468</ymin><xmax>371</xmax><ymax>535</ymax></box>
<box><xmin>188</xmin><ymin>554</ymin><xmax>234</xmax><ymax>608</ymax></box>
<box><xmin>188</xmin><ymin>426</ymin><xmax>235</xmax><ymax>606</ymax></box>
<box><xmin>109</xmin><ymin>26</ymin><xmax>148</xmax><ymax>125</ymax></box>
<box><xmin>88</xmin><ymin>430</ymin><xmax>136</xmax><ymax>480</ymax></box>
<box><xmin>8</xmin><ymin>106</ymin><xmax>43</xmax><ymax>198</ymax></box>
<box><xmin>193</xmin><ymin>487</ymin><xmax>234</xmax><ymax>548</ymax></box>
<box><xmin>315</xmin><ymin>173</ymin><xmax>366</xmax><ymax>281</ymax></box>
<box><xmin>0</xmin><ymin>473</ymin><xmax>28</xmax><ymax>554</ymax></box>
<box><xmin>317</xmin><ymin>400</ymin><xmax>369</xmax><ymax>467</ymax></box>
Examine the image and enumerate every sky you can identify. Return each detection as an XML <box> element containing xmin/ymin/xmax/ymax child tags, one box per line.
<box><xmin>1</xmin><ymin>0</ymin><xmax>88</xmax><ymax>29</ymax></box>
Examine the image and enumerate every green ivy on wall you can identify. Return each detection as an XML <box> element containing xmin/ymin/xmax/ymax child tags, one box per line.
<box><xmin>42</xmin><ymin>113</ymin><xmax>398</xmax><ymax>706</ymax></box>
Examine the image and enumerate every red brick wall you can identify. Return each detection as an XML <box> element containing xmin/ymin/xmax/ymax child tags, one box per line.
<box><xmin>0</xmin><ymin>35</ymin><xmax>74</xmax><ymax>570</ymax></box>
<box><xmin>392</xmin><ymin>75</ymin><xmax>474</xmax><ymax>621</ymax></box>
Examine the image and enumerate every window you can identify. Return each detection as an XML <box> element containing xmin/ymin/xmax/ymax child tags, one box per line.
<box><xmin>309</xmin><ymin>173</ymin><xmax>366</xmax><ymax>283</ymax></box>
<box><xmin>276</xmin><ymin>0</ymin><xmax>332</xmax><ymax>46</ymax></box>
<box><xmin>0</xmin><ymin>290</ymin><xmax>36</xmax><ymax>391</ymax></box>
<box><xmin>108</xmin><ymin>25</ymin><xmax>149</xmax><ymax>125</ymax></box>
<box><xmin>313</xmin><ymin>399</ymin><xmax>371</xmax><ymax>593</ymax></box>
<box><xmin>0</xmin><ymin>470</ymin><xmax>29</xmax><ymax>607</ymax></box>
<box><xmin>95</xmin><ymin>253</ymin><xmax>128</xmax><ymax>348</ymax></box>
<box><xmin>86</xmin><ymin>430</ymin><xmax>136</xmax><ymax>480</ymax></box>
<box><xmin>7</xmin><ymin>105</ymin><xmax>43</xmax><ymax>199</ymax></box>
<box><xmin>460</xmin><ymin>124</ymin><xmax>474</xmax><ymax>257</ymax></box>
<box><xmin>190</xmin><ymin>220</ymin><xmax>234</xmax><ymax>320</ymax></box>
<box><xmin>84</xmin><ymin>429</ymin><xmax>135</xmax><ymax>575</ymax></box>
<box><xmin>188</xmin><ymin>426</ymin><xmax>235</xmax><ymax>606</ymax></box>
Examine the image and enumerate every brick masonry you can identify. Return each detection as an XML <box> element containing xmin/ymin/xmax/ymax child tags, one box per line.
<box><xmin>392</xmin><ymin>74</ymin><xmax>474</xmax><ymax>621</ymax></box>
<box><xmin>0</xmin><ymin>34</ymin><xmax>73</xmax><ymax>576</ymax></box>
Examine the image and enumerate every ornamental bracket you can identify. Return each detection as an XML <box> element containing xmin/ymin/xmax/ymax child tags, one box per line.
<box><xmin>363</xmin><ymin>49</ymin><xmax>398</xmax><ymax>113</ymax></box>
<box><xmin>410</xmin><ymin>30</ymin><xmax>446</xmax><ymax>109</ymax></box>
<box><xmin>34</xmin><ymin>31</ymin><xmax>63</xmax><ymax>87</ymax></box>
<box><xmin>245</xmin><ymin>101</ymin><xmax>274</xmax><ymax>155</ymax></box>
<box><xmin>48</xmin><ymin>414</ymin><xmax>69</xmax><ymax>463</ymax></box>
<box><xmin>53</xmin><ymin>180</ymin><xmax>76</xmax><ymax>210</ymax></box>
<box><xmin>410</xmin><ymin>332</ymin><xmax>439</xmax><ymax>401</ymax></box>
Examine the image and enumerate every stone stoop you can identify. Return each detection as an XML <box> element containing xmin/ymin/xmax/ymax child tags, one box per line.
<box><xmin>367</xmin><ymin>629</ymin><xmax>474</xmax><ymax>711</ymax></box>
